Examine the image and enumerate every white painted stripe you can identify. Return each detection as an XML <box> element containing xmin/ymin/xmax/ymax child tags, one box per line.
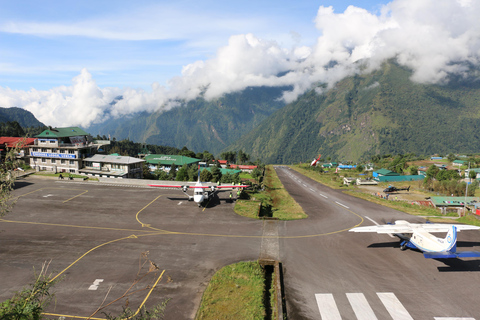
<box><xmin>377</xmin><ymin>292</ymin><xmax>413</xmax><ymax>320</ymax></box>
<box><xmin>315</xmin><ymin>294</ymin><xmax>342</xmax><ymax>320</ymax></box>
<box><xmin>310</xmin><ymin>188</ymin><xmax>315</xmax><ymax>192</ymax></box>
<box><xmin>303</xmin><ymin>184</ymin><xmax>307</xmax><ymax>187</ymax></box>
<box><xmin>319</xmin><ymin>194</ymin><xmax>328</xmax><ymax>198</ymax></box>
<box><xmin>346</xmin><ymin>293</ymin><xmax>378</xmax><ymax>320</ymax></box>
<box><xmin>88</xmin><ymin>279</ymin><xmax>104</xmax><ymax>291</ymax></box>
<box><xmin>365</xmin><ymin>216</ymin><xmax>379</xmax><ymax>225</ymax></box>
<box><xmin>335</xmin><ymin>201</ymin><xmax>349</xmax><ymax>209</ymax></box>
<box><xmin>433</xmin><ymin>317</ymin><xmax>475</xmax><ymax>320</ymax></box>
<box><xmin>365</xmin><ymin>216</ymin><xmax>395</xmax><ymax>238</ymax></box>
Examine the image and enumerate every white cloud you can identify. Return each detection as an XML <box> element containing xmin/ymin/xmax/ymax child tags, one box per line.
<box><xmin>2</xmin><ymin>0</ymin><xmax>480</xmax><ymax>128</ymax></box>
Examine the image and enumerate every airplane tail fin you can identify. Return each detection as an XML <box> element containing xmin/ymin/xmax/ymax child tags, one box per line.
<box><xmin>407</xmin><ymin>186</ymin><xmax>410</xmax><ymax>192</ymax></box>
<box><xmin>443</xmin><ymin>225</ymin><xmax>457</xmax><ymax>253</ymax></box>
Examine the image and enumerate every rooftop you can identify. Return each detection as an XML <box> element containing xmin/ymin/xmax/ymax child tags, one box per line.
<box><xmin>36</xmin><ymin>127</ymin><xmax>89</xmax><ymax>138</ymax></box>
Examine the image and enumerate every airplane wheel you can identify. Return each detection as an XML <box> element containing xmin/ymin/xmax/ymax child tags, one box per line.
<box><xmin>400</xmin><ymin>244</ymin><xmax>407</xmax><ymax>251</ymax></box>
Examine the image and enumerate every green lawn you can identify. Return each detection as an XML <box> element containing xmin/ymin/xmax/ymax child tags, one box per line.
<box><xmin>196</xmin><ymin>261</ymin><xmax>266</xmax><ymax>320</ymax></box>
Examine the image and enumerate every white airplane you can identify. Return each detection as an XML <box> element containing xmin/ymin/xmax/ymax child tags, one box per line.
<box><xmin>349</xmin><ymin>220</ymin><xmax>480</xmax><ymax>259</ymax></box>
<box><xmin>148</xmin><ymin>175</ymin><xmax>249</xmax><ymax>207</ymax></box>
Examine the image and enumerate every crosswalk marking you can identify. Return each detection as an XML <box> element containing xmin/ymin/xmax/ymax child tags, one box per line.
<box><xmin>376</xmin><ymin>292</ymin><xmax>414</xmax><ymax>320</ymax></box>
<box><xmin>434</xmin><ymin>318</ymin><xmax>476</xmax><ymax>320</ymax></box>
<box><xmin>346</xmin><ymin>293</ymin><xmax>378</xmax><ymax>320</ymax></box>
<box><xmin>315</xmin><ymin>294</ymin><xmax>341</xmax><ymax>320</ymax></box>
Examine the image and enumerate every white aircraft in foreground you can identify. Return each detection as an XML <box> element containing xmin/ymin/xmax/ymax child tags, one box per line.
<box><xmin>149</xmin><ymin>177</ymin><xmax>249</xmax><ymax>207</ymax></box>
<box><xmin>349</xmin><ymin>220</ymin><xmax>480</xmax><ymax>259</ymax></box>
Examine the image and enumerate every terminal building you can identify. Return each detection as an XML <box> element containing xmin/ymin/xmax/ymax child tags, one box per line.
<box><xmin>80</xmin><ymin>154</ymin><xmax>144</xmax><ymax>179</ymax></box>
<box><xmin>29</xmin><ymin>127</ymin><xmax>97</xmax><ymax>174</ymax></box>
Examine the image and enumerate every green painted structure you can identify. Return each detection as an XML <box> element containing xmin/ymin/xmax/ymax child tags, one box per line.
<box><xmin>430</xmin><ymin>196</ymin><xmax>480</xmax><ymax>207</ymax></box>
<box><xmin>36</xmin><ymin>127</ymin><xmax>89</xmax><ymax>138</ymax></box>
<box><xmin>375</xmin><ymin>175</ymin><xmax>424</xmax><ymax>182</ymax></box>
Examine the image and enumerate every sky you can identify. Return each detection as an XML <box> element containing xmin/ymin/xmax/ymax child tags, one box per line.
<box><xmin>0</xmin><ymin>0</ymin><xmax>479</xmax><ymax>128</ymax></box>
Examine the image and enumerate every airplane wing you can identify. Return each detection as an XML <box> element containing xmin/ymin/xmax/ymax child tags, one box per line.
<box><xmin>350</xmin><ymin>223</ymin><xmax>480</xmax><ymax>234</ymax></box>
<box><xmin>148</xmin><ymin>184</ymin><xmax>186</xmax><ymax>188</ymax></box>
<box><xmin>424</xmin><ymin>251</ymin><xmax>480</xmax><ymax>259</ymax></box>
<box><xmin>349</xmin><ymin>225</ymin><xmax>414</xmax><ymax>234</ymax></box>
<box><xmin>418</xmin><ymin>224</ymin><xmax>480</xmax><ymax>233</ymax></box>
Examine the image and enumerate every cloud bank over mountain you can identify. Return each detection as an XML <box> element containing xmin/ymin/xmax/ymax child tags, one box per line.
<box><xmin>1</xmin><ymin>0</ymin><xmax>479</xmax><ymax>127</ymax></box>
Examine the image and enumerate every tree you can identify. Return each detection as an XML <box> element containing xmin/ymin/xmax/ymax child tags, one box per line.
<box><xmin>168</xmin><ymin>163</ymin><xmax>177</xmax><ymax>180</ymax></box>
<box><xmin>180</xmin><ymin>146</ymin><xmax>196</xmax><ymax>158</ymax></box>
<box><xmin>142</xmin><ymin>163</ymin><xmax>154</xmax><ymax>180</ymax></box>
<box><xmin>1</xmin><ymin>143</ymin><xmax>21</xmax><ymax>218</ymax></box>
<box><xmin>356</xmin><ymin>165</ymin><xmax>364</xmax><ymax>173</ymax></box>
<box><xmin>426</xmin><ymin>165</ymin><xmax>439</xmax><ymax>179</ymax></box>
<box><xmin>251</xmin><ymin>168</ymin><xmax>262</xmax><ymax>184</ymax></box>
<box><xmin>447</xmin><ymin>153</ymin><xmax>457</xmax><ymax>162</ymax></box>
<box><xmin>200</xmin><ymin>169</ymin><xmax>213</xmax><ymax>182</ymax></box>
<box><xmin>469</xmin><ymin>169</ymin><xmax>477</xmax><ymax>182</ymax></box>
<box><xmin>210</xmin><ymin>166</ymin><xmax>222</xmax><ymax>183</ymax></box>
<box><xmin>155</xmin><ymin>169</ymin><xmax>169</xmax><ymax>181</ymax></box>
<box><xmin>176</xmin><ymin>165</ymin><xmax>189</xmax><ymax>181</ymax></box>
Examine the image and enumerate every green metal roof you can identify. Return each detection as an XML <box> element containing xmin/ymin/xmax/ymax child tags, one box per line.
<box><xmin>36</xmin><ymin>127</ymin><xmax>89</xmax><ymax>138</ymax></box>
<box><xmin>453</xmin><ymin>160</ymin><xmax>466</xmax><ymax>164</ymax></box>
<box><xmin>144</xmin><ymin>154</ymin><xmax>200</xmax><ymax>166</ymax></box>
<box><xmin>375</xmin><ymin>168</ymin><xmax>399</xmax><ymax>176</ymax></box>
<box><xmin>430</xmin><ymin>196</ymin><xmax>479</xmax><ymax>207</ymax></box>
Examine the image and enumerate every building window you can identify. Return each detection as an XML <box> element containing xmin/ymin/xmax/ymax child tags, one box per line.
<box><xmin>68</xmin><ymin>150</ymin><xmax>75</xmax><ymax>154</ymax></box>
<box><xmin>41</xmin><ymin>148</ymin><xmax>47</xmax><ymax>152</ymax></box>
<box><xmin>61</xmin><ymin>159</ymin><xmax>66</xmax><ymax>164</ymax></box>
<box><xmin>41</xmin><ymin>158</ymin><xmax>46</xmax><ymax>163</ymax></box>
<box><xmin>51</xmin><ymin>159</ymin><xmax>56</xmax><ymax>164</ymax></box>
<box><xmin>32</xmin><ymin>147</ymin><xmax>38</xmax><ymax>152</ymax></box>
<box><xmin>69</xmin><ymin>169</ymin><xmax>75</xmax><ymax>173</ymax></box>
<box><xmin>50</xmin><ymin>140</ymin><xmax>56</xmax><ymax>144</ymax></box>
<box><xmin>60</xmin><ymin>149</ymin><xmax>65</xmax><ymax>153</ymax></box>
<box><xmin>69</xmin><ymin>160</ymin><xmax>74</xmax><ymax>165</ymax></box>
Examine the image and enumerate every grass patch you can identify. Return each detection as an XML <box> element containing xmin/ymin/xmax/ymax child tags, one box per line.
<box><xmin>196</xmin><ymin>261</ymin><xmax>266</xmax><ymax>320</ymax></box>
<box><xmin>234</xmin><ymin>165</ymin><xmax>307</xmax><ymax>220</ymax></box>
<box><xmin>234</xmin><ymin>200</ymin><xmax>261</xmax><ymax>219</ymax></box>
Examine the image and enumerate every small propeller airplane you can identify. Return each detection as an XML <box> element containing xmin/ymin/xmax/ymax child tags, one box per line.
<box><xmin>349</xmin><ymin>220</ymin><xmax>480</xmax><ymax>259</ymax></box>
<box><xmin>148</xmin><ymin>169</ymin><xmax>249</xmax><ymax>207</ymax></box>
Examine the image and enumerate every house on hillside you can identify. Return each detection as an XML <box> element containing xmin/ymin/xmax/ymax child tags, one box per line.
<box><xmin>372</xmin><ymin>169</ymin><xmax>399</xmax><ymax>178</ymax></box>
<box><xmin>228</xmin><ymin>164</ymin><xmax>257</xmax><ymax>173</ymax></box>
<box><xmin>453</xmin><ymin>160</ymin><xmax>466</xmax><ymax>167</ymax></box>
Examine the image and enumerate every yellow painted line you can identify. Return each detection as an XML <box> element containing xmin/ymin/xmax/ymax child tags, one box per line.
<box><xmin>12</xmin><ymin>187</ymin><xmax>47</xmax><ymax>199</ymax></box>
<box><xmin>0</xmin><ymin>219</ymin><xmax>162</xmax><ymax>233</ymax></box>
<box><xmin>49</xmin><ymin>233</ymin><xmax>161</xmax><ymax>283</ymax></box>
<box><xmin>63</xmin><ymin>190</ymin><xmax>89</xmax><ymax>203</ymax></box>
<box><xmin>132</xmin><ymin>269</ymin><xmax>166</xmax><ymax>317</ymax></box>
<box><xmin>43</xmin><ymin>312</ymin><xmax>106</xmax><ymax>320</ymax></box>
<box><xmin>135</xmin><ymin>194</ymin><xmax>164</xmax><ymax>230</ymax></box>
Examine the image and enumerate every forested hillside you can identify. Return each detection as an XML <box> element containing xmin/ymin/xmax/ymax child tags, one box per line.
<box><xmin>86</xmin><ymin>86</ymin><xmax>289</xmax><ymax>155</ymax></box>
<box><xmin>0</xmin><ymin>107</ymin><xmax>45</xmax><ymax>128</ymax></box>
<box><xmin>226</xmin><ymin>61</ymin><xmax>480</xmax><ymax>163</ymax></box>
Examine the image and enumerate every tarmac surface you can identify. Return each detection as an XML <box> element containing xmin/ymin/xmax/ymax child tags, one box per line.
<box><xmin>1</xmin><ymin>172</ymin><xmax>480</xmax><ymax>319</ymax></box>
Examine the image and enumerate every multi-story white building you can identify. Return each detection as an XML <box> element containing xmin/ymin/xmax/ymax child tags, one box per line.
<box><xmin>29</xmin><ymin>127</ymin><xmax>96</xmax><ymax>174</ymax></box>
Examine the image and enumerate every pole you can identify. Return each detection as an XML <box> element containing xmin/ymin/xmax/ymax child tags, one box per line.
<box><xmin>464</xmin><ymin>162</ymin><xmax>470</xmax><ymax>216</ymax></box>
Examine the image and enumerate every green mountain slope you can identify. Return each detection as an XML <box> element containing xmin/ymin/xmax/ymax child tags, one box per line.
<box><xmin>226</xmin><ymin>61</ymin><xmax>480</xmax><ymax>163</ymax></box>
<box><xmin>87</xmin><ymin>86</ymin><xmax>288</xmax><ymax>154</ymax></box>
<box><xmin>0</xmin><ymin>107</ymin><xmax>46</xmax><ymax>128</ymax></box>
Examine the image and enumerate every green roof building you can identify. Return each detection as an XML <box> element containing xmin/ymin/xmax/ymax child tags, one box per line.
<box><xmin>144</xmin><ymin>154</ymin><xmax>200</xmax><ymax>171</ymax></box>
<box><xmin>36</xmin><ymin>127</ymin><xmax>89</xmax><ymax>138</ymax></box>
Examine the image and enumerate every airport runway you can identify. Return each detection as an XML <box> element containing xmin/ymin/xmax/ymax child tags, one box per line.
<box><xmin>1</xmin><ymin>172</ymin><xmax>480</xmax><ymax>319</ymax></box>
<box><xmin>274</xmin><ymin>166</ymin><xmax>480</xmax><ymax>320</ymax></box>
<box><xmin>0</xmin><ymin>177</ymin><xmax>264</xmax><ymax>319</ymax></box>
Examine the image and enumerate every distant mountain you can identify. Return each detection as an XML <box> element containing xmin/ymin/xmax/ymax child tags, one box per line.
<box><xmin>0</xmin><ymin>107</ymin><xmax>46</xmax><ymax>128</ymax></box>
<box><xmin>226</xmin><ymin>61</ymin><xmax>480</xmax><ymax>163</ymax></box>
<box><xmin>86</xmin><ymin>86</ymin><xmax>290</xmax><ymax>154</ymax></box>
